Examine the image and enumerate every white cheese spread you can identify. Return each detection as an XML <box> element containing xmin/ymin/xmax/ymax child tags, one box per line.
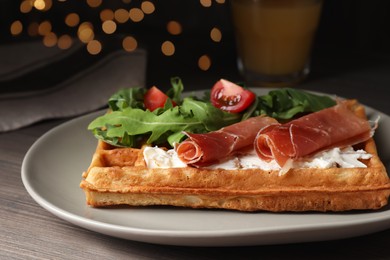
<box><xmin>294</xmin><ymin>146</ymin><xmax>372</xmax><ymax>169</ymax></box>
<box><xmin>143</xmin><ymin>146</ymin><xmax>372</xmax><ymax>170</ymax></box>
<box><xmin>143</xmin><ymin>146</ymin><xmax>187</xmax><ymax>168</ymax></box>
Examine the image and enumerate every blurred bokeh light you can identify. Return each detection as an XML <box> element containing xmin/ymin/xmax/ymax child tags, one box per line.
<box><xmin>2</xmin><ymin>0</ymin><xmax>231</xmax><ymax>72</ymax></box>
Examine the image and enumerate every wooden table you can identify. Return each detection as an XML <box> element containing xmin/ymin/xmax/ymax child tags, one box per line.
<box><xmin>1</xmin><ymin>49</ymin><xmax>390</xmax><ymax>259</ymax></box>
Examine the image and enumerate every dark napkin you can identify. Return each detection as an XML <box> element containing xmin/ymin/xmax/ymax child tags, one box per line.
<box><xmin>0</xmin><ymin>41</ymin><xmax>147</xmax><ymax>132</ymax></box>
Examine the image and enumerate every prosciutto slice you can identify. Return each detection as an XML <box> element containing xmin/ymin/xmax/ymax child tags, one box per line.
<box><xmin>177</xmin><ymin>116</ymin><xmax>278</xmax><ymax>167</ymax></box>
<box><xmin>255</xmin><ymin>101</ymin><xmax>373</xmax><ymax>167</ymax></box>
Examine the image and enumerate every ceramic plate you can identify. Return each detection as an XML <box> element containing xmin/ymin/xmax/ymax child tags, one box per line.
<box><xmin>21</xmin><ymin>89</ymin><xmax>390</xmax><ymax>246</ymax></box>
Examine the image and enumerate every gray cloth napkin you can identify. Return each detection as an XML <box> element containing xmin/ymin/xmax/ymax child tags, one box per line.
<box><xmin>0</xmin><ymin>45</ymin><xmax>147</xmax><ymax>132</ymax></box>
<box><xmin>0</xmin><ymin>40</ymin><xmax>82</xmax><ymax>82</ymax></box>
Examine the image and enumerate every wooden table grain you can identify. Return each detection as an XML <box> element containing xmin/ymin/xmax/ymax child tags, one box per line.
<box><xmin>1</xmin><ymin>50</ymin><xmax>390</xmax><ymax>259</ymax></box>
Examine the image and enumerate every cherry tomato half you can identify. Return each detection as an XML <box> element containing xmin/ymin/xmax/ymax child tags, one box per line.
<box><xmin>144</xmin><ymin>86</ymin><xmax>176</xmax><ymax>111</ymax></box>
<box><xmin>210</xmin><ymin>79</ymin><xmax>256</xmax><ymax>113</ymax></box>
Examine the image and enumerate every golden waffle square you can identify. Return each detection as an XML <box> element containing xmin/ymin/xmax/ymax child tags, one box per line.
<box><xmin>80</xmin><ymin>102</ymin><xmax>390</xmax><ymax>212</ymax></box>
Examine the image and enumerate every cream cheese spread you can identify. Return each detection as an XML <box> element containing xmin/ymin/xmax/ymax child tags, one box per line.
<box><xmin>143</xmin><ymin>146</ymin><xmax>187</xmax><ymax>168</ymax></box>
<box><xmin>143</xmin><ymin>146</ymin><xmax>372</xmax><ymax>170</ymax></box>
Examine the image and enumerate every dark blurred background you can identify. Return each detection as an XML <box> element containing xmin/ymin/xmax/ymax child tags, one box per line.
<box><xmin>1</xmin><ymin>0</ymin><xmax>389</xmax><ymax>91</ymax></box>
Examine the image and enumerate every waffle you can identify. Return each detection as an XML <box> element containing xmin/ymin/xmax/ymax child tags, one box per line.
<box><xmin>80</xmin><ymin>102</ymin><xmax>390</xmax><ymax>212</ymax></box>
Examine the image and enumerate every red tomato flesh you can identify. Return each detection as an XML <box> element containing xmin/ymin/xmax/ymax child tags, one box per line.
<box><xmin>210</xmin><ymin>79</ymin><xmax>256</xmax><ymax>113</ymax></box>
<box><xmin>144</xmin><ymin>86</ymin><xmax>175</xmax><ymax>111</ymax></box>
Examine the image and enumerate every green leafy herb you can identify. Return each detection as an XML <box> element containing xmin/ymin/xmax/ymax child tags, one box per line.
<box><xmin>247</xmin><ymin>88</ymin><xmax>336</xmax><ymax>120</ymax></box>
<box><xmin>88</xmin><ymin>97</ymin><xmax>241</xmax><ymax>147</ymax></box>
<box><xmin>108</xmin><ymin>87</ymin><xmax>146</xmax><ymax>111</ymax></box>
<box><xmin>166</xmin><ymin>77</ymin><xmax>184</xmax><ymax>104</ymax></box>
<box><xmin>88</xmin><ymin>78</ymin><xmax>337</xmax><ymax>148</ymax></box>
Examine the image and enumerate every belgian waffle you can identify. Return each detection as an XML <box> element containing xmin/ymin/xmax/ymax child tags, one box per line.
<box><xmin>80</xmin><ymin>101</ymin><xmax>390</xmax><ymax>212</ymax></box>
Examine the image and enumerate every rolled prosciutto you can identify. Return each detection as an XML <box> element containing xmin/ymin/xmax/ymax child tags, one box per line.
<box><xmin>255</xmin><ymin>101</ymin><xmax>373</xmax><ymax>167</ymax></box>
<box><xmin>177</xmin><ymin>116</ymin><xmax>277</xmax><ymax>167</ymax></box>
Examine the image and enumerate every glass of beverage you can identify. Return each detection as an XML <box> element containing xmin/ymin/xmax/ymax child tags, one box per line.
<box><xmin>230</xmin><ymin>0</ymin><xmax>323</xmax><ymax>87</ymax></box>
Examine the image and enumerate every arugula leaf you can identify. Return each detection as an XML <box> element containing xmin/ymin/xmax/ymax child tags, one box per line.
<box><xmin>108</xmin><ymin>87</ymin><xmax>146</xmax><ymax>111</ymax></box>
<box><xmin>250</xmin><ymin>88</ymin><xmax>336</xmax><ymax>120</ymax></box>
<box><xmin>166</xmin><ymin>77</ymin><xmax>184</xmax><ymax>104</ymax></box>
<box><xmin>88</xmin><ymin>97</ymin><xmax>241</xmax><ymax>147</ymax></box>
<box><xmin>180</xmin><ymin>98</ymin><xmax>240</xmax><ymax>131</ymax></box>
